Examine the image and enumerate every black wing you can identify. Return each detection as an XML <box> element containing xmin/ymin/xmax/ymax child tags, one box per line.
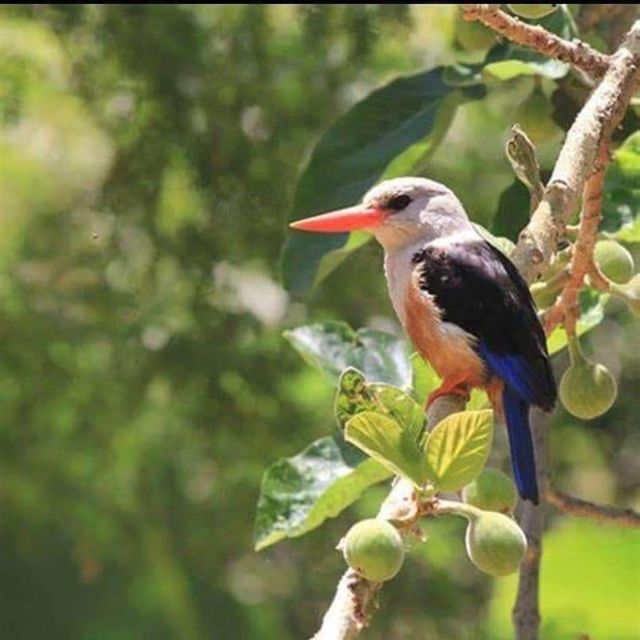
<box><xmin>412</xmin><ymin>240</ymin><xmax>556</xmax><ymax>410</ymax></box>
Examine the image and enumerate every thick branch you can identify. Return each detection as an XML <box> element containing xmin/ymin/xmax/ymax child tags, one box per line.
<box><xmin>545</xmin><ymin>486</ymin><xmax>640</xmax><ymax>528</ymax></box>
<box><xmin>512</xmin><ymin>412</ymin><xmax>548</xmax><ymax>640</ymax></box>
<box><xmin>462</xmin><ymin>5</ymin><xmax>610</xmax><ymax>77</ymax></box>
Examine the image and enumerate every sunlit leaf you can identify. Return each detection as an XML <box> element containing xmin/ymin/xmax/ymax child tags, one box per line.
<box><xmin>483</xmin><ymin>58</ymin><xmax>568</xmax><ymax>82</ymax></box>
<box><xmin>606</xmin><ymin>218</ymin><xmax>640</xmax><ymax>244</ymax></box>
<box><xmin>254</xmin><ymin>436</ymin><xmax>391</xmax><ymax>550</ymax></box>
<box><xmin>335</xmin><ymin>368</ymin><xmax>425</xmax><ymax>441</ymax></box>
<box><xmin>410</xmin><ymin>353</ymin><xmax>440</xmax><ymax>405</ymax></box>
<box><xmin>282</xmin><ymin>67</ymin><xmax>485</xmax><ymax>296</ymax></box>
<box><xmin>547</xmin><ymin>292</ymin><xmax>609</xmax><ymax>356</ymax></box>
<box><xmin>345</xmin><ymin>412</ymin><xmax>424</xmax><ymax>485</ymax></box>
<box><xmin>284</xmin><ymin>322</ymin><xmax>412</xmax><ymax>387</ymax></box>
<box><xmin>425</xmin><ymin>409</ymin><xmax>494</xmax><ymax>492</ymax></box>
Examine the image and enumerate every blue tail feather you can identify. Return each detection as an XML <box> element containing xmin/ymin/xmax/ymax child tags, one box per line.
<box><xmin>502</xmin><ymin>386</ymin><xmax>539</xmax><ymax>504</ymax></box>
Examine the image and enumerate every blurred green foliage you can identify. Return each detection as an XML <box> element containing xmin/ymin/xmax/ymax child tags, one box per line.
<box><xmin>0</xmin><ymin>5</ymin><xmax>638</xmax><ymax>640</ymax></box>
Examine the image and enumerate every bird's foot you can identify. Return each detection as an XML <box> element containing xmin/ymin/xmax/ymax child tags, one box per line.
<box><xmin>426</xmin><ymin>381</ymin><xmax>470</xmax><ymax>409</ymax></box>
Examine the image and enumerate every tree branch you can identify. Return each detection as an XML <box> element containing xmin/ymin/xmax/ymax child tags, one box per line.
<box><xmin>462</xmin><ymin>4</ymin><xmax>610</xmax><ymax>77</ymax></box>
<box><xmin>543</xmin><ymin>144</ymin><xmax>610</xmax><ymax>335</ymax></box>
<box><xmin>544</xmin><ymin>486</ymin><xmax>640</xmax><ymax>528</ymax></box>
<box><xmin>512</xmin><ymin>411</ymin><xmax>548</xmax><ymax>640</ymax></box>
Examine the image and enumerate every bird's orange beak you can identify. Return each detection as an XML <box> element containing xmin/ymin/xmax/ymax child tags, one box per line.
<box><xmin>289</xmin><ymin>205</ymin><xmax>388</xmax><ymax>233</ymax></box>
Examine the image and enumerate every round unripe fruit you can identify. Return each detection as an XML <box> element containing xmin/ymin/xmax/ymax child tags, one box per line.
<box><xmin>594</xmin><ymin>240</ymin><xmax>635</xmax><ymax>284</ymax></box>
<box><xmin>463</xmin><ymin>468</ymin><xmax>517</xmax><ymax>514</ymax></box>
<box><xmin>515</xmin><ymin>86</ymin><xmax>559</xmax><ymax>144</ymax></box>
<box><xmin>455</xmin><ymin>19</ymin><xmax>496</xmax><ymax>51</ymax></box>
<box><xmin>508</xmin><ymin>4</ymin><xmax>558</xmax><ymax>19</ymax></box>
<box><xmin>465</xmin><ymin>512</ymin><xmax>527</xmax><ymax>577</ymax></box>
<box><xmin>343</xmin><ymin>519</ymin><xmax>404</xmax><ymax>582</ymax></box>
<box><xmin>560</xmin><ymin>360</ymin><xmax>617</xmax><ymax>420</ymax></box>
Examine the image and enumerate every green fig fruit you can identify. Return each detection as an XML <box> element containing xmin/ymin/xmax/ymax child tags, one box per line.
<box><xmin>610</xmin><ymin>274</ymin><xmax>640</xmax><ymax>317</ymax></box>
<box><xmin>343</xmin><ymin>519</ymin><xmax>404</xmax><ymax>582</ymax></box>
<box><xmin>560</xmin><ymin>338</ymin><xmax>617</xmax><ymax>420</ymax></box>
<box><xmin>465</xmin><ymin>511</ymin><xmax>527</xmax><ymax>576</ymax></box>
<box><xmin>515</xmin><ymin>86</ymin><xmax>560</xmax><ymax>144</ymax></box>
<box><xmin>594</xmin><ymin>240</ymin><xmax>635</xmax><ymax>284</ymax></box>
<box><xmin>463</xmin><ymin>468</ymin><xmax>518</xmax><ymax>514</ymax></box>
<box><xmin>455</xmin><ymin>19</ymin><xmax>496</xmax><ymax>51</ymax></box>
<box><xmin>508</xmin><ymin>5</ymin><xmax>558</xmax><ymax>19</ymax></box>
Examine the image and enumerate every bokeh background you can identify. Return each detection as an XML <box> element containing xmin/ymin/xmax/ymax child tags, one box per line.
<box><xmin>0</xmin><ymin>5</ymin><xmax>638</xmax><ymax>639</ymax></box>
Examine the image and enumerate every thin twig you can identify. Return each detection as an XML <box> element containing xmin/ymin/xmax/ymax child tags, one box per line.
<box><xmin>543</xmin><ymin>144</ymin><xmax>610</xmax><ymax>335</ymax></box>
<box><xmin>462</xmin><ymin>4</ymin><xmax>610</xmax><ymax>77</ymax></box>
<box><xmin>545</xmin><ymin>487</ymin><xmax>640</xmax><ymax>528</ymax></box>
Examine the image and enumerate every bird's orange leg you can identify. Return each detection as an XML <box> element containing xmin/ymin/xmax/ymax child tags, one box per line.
<box><xmin>426</xmin><ymin>376</ymin><xmax>471</xmax><ymax>409</ymax></box>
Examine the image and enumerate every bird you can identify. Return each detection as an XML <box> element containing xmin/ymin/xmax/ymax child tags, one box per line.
<box><xmin>289</xmin><ymin>177</ymin><xmax>556</xmax><ymax>504</ymax></box>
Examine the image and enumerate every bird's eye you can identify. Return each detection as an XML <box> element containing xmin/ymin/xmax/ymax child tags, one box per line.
<box><xmin>387</xmin><ymin>194</ymin><xmax>412</xmax><ymax>211</ymax></box>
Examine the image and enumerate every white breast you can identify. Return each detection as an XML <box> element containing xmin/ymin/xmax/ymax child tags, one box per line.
<box><xmin>383</xmin><ymin>241</ymin><xmax>422</xmax><ymax>327</ymax></box>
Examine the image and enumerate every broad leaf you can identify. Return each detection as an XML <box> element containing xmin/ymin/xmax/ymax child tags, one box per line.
<box><xmin>492</xmin><ymin>180</ymin><xmax>531</xmax><ymax>243</ymax></box>
<box><xmin>410</xmin><ymin>352</ymin><xmax>440</xmax><ymax>405</ymax></box>
<box><xmin>254</xmin><ymin>436</ymin><xmax>391</xmax><ymax>551</ymax></box>
<box><xmin>282</xmin><ymin>67</ymin><xmax>485</xmax><ymax>296</ymax></box>
<box><xmin>335</xmin><ymin>368</ymin><xmax>425</xmax><ymax>441</ymax></box>
<box><xmin>425</xmin><ymin>409</ymin><xmax>494</xmax><ymax>492</ymax></box>
<box><xmin>345</xmin><ymin>412</ymin><xmax>424</xmax><ymax>486</ymax></box>
<box><xmin>284</xmin><ymin>322</ymin><xmax>411</xmax><ymax>387</ymax></box>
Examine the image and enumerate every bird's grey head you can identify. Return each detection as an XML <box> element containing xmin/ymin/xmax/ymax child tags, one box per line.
<box><xmin>362</xmin><ymin>177</ymin><xmax>473</xmax><ymax>252</ymax></box>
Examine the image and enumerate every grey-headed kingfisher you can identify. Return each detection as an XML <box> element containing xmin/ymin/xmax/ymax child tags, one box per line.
<box><xmin>290</xmin><ymin>177</ymin><xmax>557</xmax><ymax>503</ymax></box>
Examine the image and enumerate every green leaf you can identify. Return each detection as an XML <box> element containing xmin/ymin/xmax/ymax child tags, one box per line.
<box><xmin>602</xmin><ymin>131</ymin><xmax>640</xmax><ymax>235</ymax></box>
<box><xmin>491</xmin><ymin>180</ymin><xmax>531</xmax><ymax>243</ymax></box>
<box><xmin>345</xmin><ymin>412</ymin><xmax>424</xmax><ymax>485</ymax></box>
<box><xmin>483</xmin><ymin>58</ymin><xmax>568</xmax><ymax>82</ymax></box>
<box><xmin>335</xmin><ymin>368</ymin><xmax>425</xmax><ymax>441</ymax></box>
<box><xmin>284</xmin><ymin>322</ymin><xmax>412</xmax><ymax>387</ymax></box>
<box><xmin>282</xmin><ymin>67</ymin><xmax>485</xmax><ymax>296</ymax></box>
<box><xmin>254</xmin><ymin>436</ymin><xmax>391</xmax><ymax>551</ymax></box>
<box><xmin>547</xmin><ymin>291</ymin><xmax>609</xmax><ymax>356</ymax></box>
<box><xmin>425</xmin><ymin>409</ymin><xmax>494</xmax><ymax>492</ymax></box>
<box><xmin>607</xmin><ymin>218</ymin><xmax>640</xmax><ymax>243</ymax></box>
<box><xmin>410</xmin><ymin>352</ymin><xmax>440</xmax><ymax>405</ymax></box>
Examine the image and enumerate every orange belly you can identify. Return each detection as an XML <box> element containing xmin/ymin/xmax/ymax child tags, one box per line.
<box><xmin>404</xmin><ymin>278</ymin><xmax>487</xmax><ymax>391</ymax></box>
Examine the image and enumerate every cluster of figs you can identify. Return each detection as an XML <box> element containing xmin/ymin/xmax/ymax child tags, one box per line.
<box><xmin>341</xmin><ymin>469</ymin><xmax>525</xmax><ymax>582</ymax></box>
<box><xmin>532</xmin><ymin>240</ymin><xmax>638</xmax><ymax>420</ymax></box>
